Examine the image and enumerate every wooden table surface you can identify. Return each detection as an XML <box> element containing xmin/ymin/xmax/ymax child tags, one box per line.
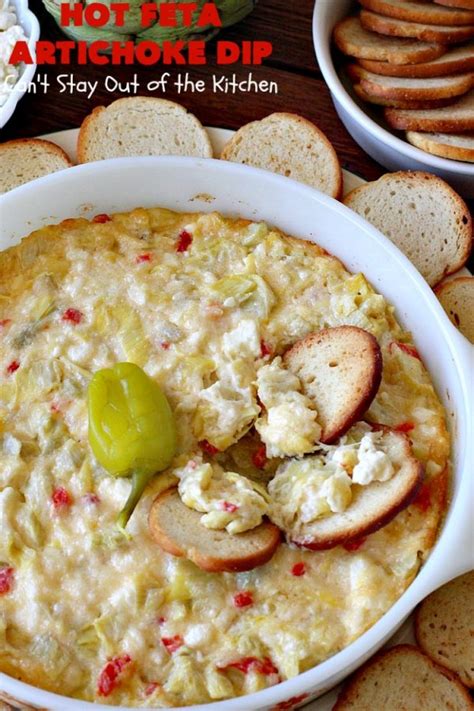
<box><xmin>2</xmin><ymin>0</ymin><xmax>473</xmax><ymax>249</ymax></box>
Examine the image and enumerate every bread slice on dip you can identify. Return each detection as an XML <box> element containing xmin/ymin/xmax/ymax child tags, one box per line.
<box><xmin>149</xmin><ymin>488</ymin><xmax>281</xmax><ymax>572</ymax></box>
<box><xmin>0</xmin><ymin>138</ymin><xmax>73</xmax><ymax>194</ymax></box>
<box><xmin>333</xmin><ymin>644</ymin><xmax>474</xmax><ymax>710</ymax></box>
<box><xmin>271</xmin><ymin>429</ymin><xmax>423</xmax><ymax>551</ymax></box>
<box><xmin>284</xmin><ymin>326</ymin><xmax>383</xmax><ymax>444</ymax></box>
<box><xmin>77</xmin><ymin>97</ymin><xmax>213</xmax><ymax>163</ymax></box>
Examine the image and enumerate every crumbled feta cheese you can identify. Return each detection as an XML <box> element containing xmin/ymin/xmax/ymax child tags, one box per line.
<box><xmin>352</xmin><ymin>433</ymin><xmax>394</xmax><ymax>485</ymax></box>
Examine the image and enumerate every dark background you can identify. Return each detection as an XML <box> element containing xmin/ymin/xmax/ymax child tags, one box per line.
<box><xmin>2</xmin><ymin>0</ymin><xmax>473</xmax><ymax>269</ymax></box>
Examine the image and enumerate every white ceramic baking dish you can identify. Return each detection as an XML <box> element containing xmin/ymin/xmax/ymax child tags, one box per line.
<box><xmin>313</xmin><ymin>0</ymin><xmax>474</xmax><ymax>198</ymax></box>
<box><xmin>0</xmin><ymin>0</ymin><xmax>39</xmax><ymax>128</ymax></box>
<box><xmin>0</xmin><ymin>157</ymin><xmax>472</xmax><ymax>711</ymax></box>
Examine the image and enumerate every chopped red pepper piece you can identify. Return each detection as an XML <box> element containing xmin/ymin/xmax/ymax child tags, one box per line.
<box><xmin>220</xmin><ymin>656</ymin><xmax>278</xmax><ymax>675</ymax></box>
<box><xmin>198</xmin><ymin>439</ymin><xmax>220</xmax><ymax>456</ymax></box>
<box><xmin>260</xmin><ymin>340</ymin><xmax>272</xmax><ymax>358</ymax></box>
<box><xmin>160</xmin><ymin>341</ymin><xmax>170</xmax><ymax>350</ymax></box>
<box><xmin>62</xmin><ymin>308</ymin><xmax>83</xmax><ymax>325</ymax></box>
<box><xmin>413</xmin><ymin>482</ymin><xmax>431</xmax><ymax>512</ymax></box>
<box><xmin>221</xmin><ymin>501</ymin><xmax>239</xmax><ymax>513</ymax></box>
<box><xmin>0</xmin><ymin>566</ymin><xmax>14</xmax><ymax>595</ymax></box>
<box><xmin>390</xmin><ymin>342</ymin><xmax>421</xmax><ymax>360</ymax></box>
<box><xmin>93</xmin><ymin>214</ymin><xmax>112</xmax><ymax>224</ymax></box>
<box><xmin>6</xmin><ymin>360</ymin><xmax>20</xmax><ymax>375</ymax></box>
<box><xmin>233</xmin><ymin>591</ymin><xmax>254</xmax><ymax>608</ymax></box>
<box><xmin>343</xmin><ymin>537</ymin><xmax>367</xmax><ymax>552</ymax></box>
<box><xmin>394</xmin><ymin>422</ymin><xmax>415</xmax><ymax>434</ymax></box>
<box><xmin>162</xmin><ymin>635</ymin><xmax>184</xmax><ymax>654</ymax></box>
<box><xmin>144</xmin><ymin>682</ymin><xmax>160</xmax><ymax>696</ymax></box>
<box><xmin>97</xmin><ymin>654</ymin><xmax>132</xmax><ymax>697</ymax></box>
<box><xmin>0</xmin><ymin>319</ymin><xmax>11</xmax><ymax>328</ymax></box>
<box><xmin>136</xmin><ymin>253</ymin><xmax>152</xmax><ymax>264</ymax></box>
<box><xmin>176</xmin><ymin>230</ymin><xmax>193</xmax><ymax>253</ymax></box>
<box><xmin>252</xmin><ymin>443</ymin><xmax>267</xmax><ymax>470</ymax></box>
<box><xmin>291</xmin><ymin>562</ymin><xmax>306</xmax><ymax>577</ymax></box>
<box><xmin>52</xmin><ymin>487</ymin><xmax>72</xmax><ymax>509</ymax></box>
<box><xmin>157</xmin><ymin>616</ymin><xmax>166</xmax><ymax>625</ymax></box>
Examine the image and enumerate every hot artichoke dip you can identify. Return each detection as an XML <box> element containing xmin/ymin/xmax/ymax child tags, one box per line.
<box><xmin>0</xmin><ymin>209</ymin><xmax>449</xmax><ymax>706</ymax></box>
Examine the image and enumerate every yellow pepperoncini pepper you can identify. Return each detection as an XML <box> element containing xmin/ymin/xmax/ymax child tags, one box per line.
<box><xmin>88</xmin><ymin>362</ymin><xmax>177</xmax><ymax>529</ymax></box>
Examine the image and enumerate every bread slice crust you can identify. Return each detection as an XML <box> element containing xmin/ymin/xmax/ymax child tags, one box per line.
<box><xmin>289</xmin><ymin>429</ymin><xmax>424</xmax><ymax>551</ymax></box>
<box><xmin>415</xmin><ymin>571</ymin><xmax>474</xmax><ymax>687</ymax></box>
<box><xmin>343</xmin><ymin>171</ymin><xmax>473</xmax><ymax>286</ymax></box>
<box><xmin>359</xmin><ymin>42</ymin><xmax>474</xmax><ymax>77</ymax></box>
<box><xmin>354</xmin><ymin>83</ymin><xmax>456</xmax><ymax>108</ymax></box>
<box><xmin>348</xmin><ymin>64</ymin><xmax>474</xmax><ymax>101</ymax></box>
<box><xmin>407</xmin><ymin>130</ymin><xmax>474</xmax><ymax>162</ymax></box>
<box><xmin>0</xmin><ymin>138</ymin><xmax>73</xmax><ymax>194</ymax></box>
<box><xmin>77</xmin><ymin>97</ymin><xmax>213</xmax><ymax>163</ymax></box>
<box><xmin>148</xmin><ymin>487</ymin><xmax>281</xmax><ymax>572</ymax></box>
<box><xmin>333</xmin><ymin>16</ymin><xmax>446</xmax><ymax>64</ymax></box>
<box><xmin>359</xmin><ymin>0</ymin><xmax>474</xmax><ymax>26</ymax></box>
<box><xmin>435</xmin><ymin>0</ymin><xmax>474</xmax><ymax>10</ymax></box>
<box><xmin>334</xmin><ymin>644</ymin><xmax>474</xmax><ymax>710</ymax></box>
<box><xmin>361</xmin><ymin>8</ymin><xmax>474</xmax><ymax>42</ymax></box>
<box><xmin>220</xmin><ymin>112</ymin><xmax>343</xmax><ymax>200</ymax></box>
<box><xmin>435</xmin><ymin>275</ymin><xmax>474</xmax><ymax>341</ymax></box>
<box><xmin>385</xmin><ymin>90</ymin><xmax>474</xmax><ymax>131</ymax></box>
<box><xmin>284</xmin><ymin>326</ymin><xmax>383</xmax><ymax>444</ymax></box>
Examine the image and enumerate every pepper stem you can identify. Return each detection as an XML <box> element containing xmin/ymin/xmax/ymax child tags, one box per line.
<box><xmin>117</xmin><ymin>469</ymin><xmax>153</xmax><ymax>530</ymax></box>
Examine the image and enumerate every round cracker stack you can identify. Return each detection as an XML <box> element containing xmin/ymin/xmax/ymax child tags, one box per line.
<box><xmin>333</xmin><ymin>3</ymin><xmax>474</xmax><ymax>160</ymax></box>
<box><xmin>415</xmin><ymin>571</ymin><xmax>474</xmax><ymax>688</ymax></box>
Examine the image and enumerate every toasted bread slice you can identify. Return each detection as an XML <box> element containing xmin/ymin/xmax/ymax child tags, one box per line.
<box><xmin>360</xmin><ymin>42</ymin><xmax>474</xmax><ymax>77</ymax></box>
<box><xmin>77</xmin><ymin>97</ymin><xmax>213</xmax><ymax>163</ymax></box>
<box><xmin>334</xmin><ymin>644</ymin><xmax>474</xmax><ymax>710</ymax></box>
<box><xmin>359</xmin><ymin>0</ymin><xmax>474</xmax><ymax>26</ymax></box>
<box><xmin>344</xmin><ymin>171</ymin><xmax>473</xmax><ymax>286</ymax></box>
<box><xmin>435</xmin><ymin>276</ymin><xmax>474</xmax><ymax>342</ymax></box>
<box><xmin>285</xmin><ymin>430</ymin><xmax>423</xmax><ymax>550</ymax></box>
<box><xmin>284</xmin><ymin>327</ymin><xmax>382</xmax><ymax>444</ymax></box>
<box><xmin>361</xmin><ymin>8</ymin><xmax>474</xmax><ymax>42</ymax></box>
<box><xmin>353</xmin><ymin>83</ymin><xmax>456</xmax><ymax>108</ymax></box>
<box><xmin>220</xmin><ymin>113</ymin><xmax>342</xmax><ymax>199</ymax></box>
<box><xmin>407</xmin><ymin>129</ymin><xmax>474</xmax><ymax>161</ymax></box>
<box><xmin>0</xmin><ymin>138</ymin><xmax>73</xmax><ymax>194</ymax></box>
<box><xmin>385</xmin><ymin>89</ymin><xmax>474</xmax><ymax>130</ymax></box>
<box><xmin>415</xmin><ymin>571</ymin><xmax>474</xmax><ymax>687</ymax></box>
<box><xmin>436</xmin><ymin>0</ymin><xmax>474</xmax><ymax>10</ymax></box>
<box><xmin>348</xmin><ymin>64</ymin><xmax>474</xmax><ymax>101</ymax></box>
<box><xmin>333</xmin><ymin>16</ymin><xmax>446</xmax><ymax>64</ymax></box>
<box><xmin>148</xmin><ymin>488</ymin><xmax>281</xmax><ymax>573</ymax></box>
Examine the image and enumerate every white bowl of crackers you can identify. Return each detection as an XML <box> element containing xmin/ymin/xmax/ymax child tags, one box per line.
<box><xmin>313</xmin><ymin>0</ymin><xmax>474</xmax><ymax>197</ymax></box>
